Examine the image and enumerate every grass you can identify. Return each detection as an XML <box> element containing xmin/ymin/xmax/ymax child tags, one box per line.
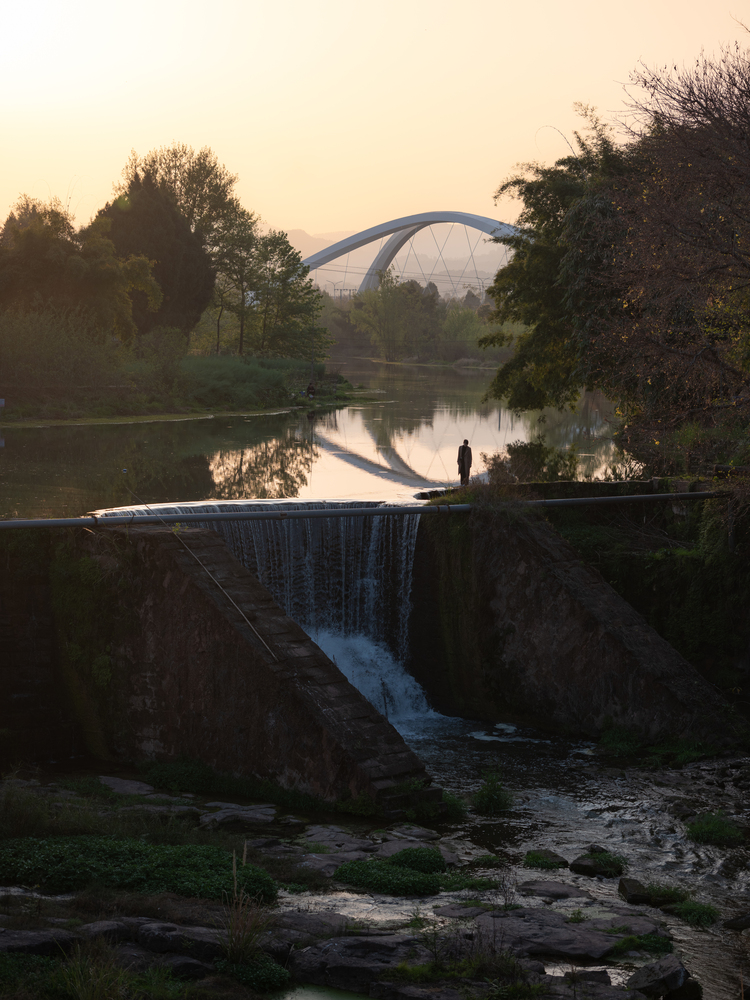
<box><xmin>335</xmin><ymin>856</ymin><xmax>497</xmax><ymax>897</ymax></box>
<box><xmin>584</xmin><ymin>851</ymin><xmax>627</xmax><ymax>877</ymax></box>
<box><xmin>686</xmin><ymin>811</ymin><xmax>745</xmax><ymax>847</ymax></box>
<box><xmin>522</xmin><ymin>850</ymin><xmax>567</xmax><ymax>870</ymax></box>
<box><xmin>389</xmin><ymin>847</ymin><xmax>446</xmax><ymax>874</ymax></box>
<box><xmin>598</xmin><ymin>725</ymin><xmax>716</xmax><ymax>766</ymax></box>
<box><xmin>642</xmin><ymin>882</ymin><xmax>690</xmax><ymax>907</ymax></box>
<box><xmin>608</xmin><ymin>933</ymin><xmax>673</xmax><ymax>957</ymax></box>
<box><xmin>222</xmin><ymin>848</ymin><xmax>272</xmax><ymax>964</ymax></box>
<box><xmin>568</xmin><ymin>908</ymin><xmax>587</xmax><ymax>923</ymax></box>
<box><xmin>667</xmin><ymin>901</ymin><xmax>720</xmax><ymax>927</ymax></box>
<box><xmin>214</xmin><ymin>954</ymin><xmax>290</xmax><ymax>992</ymax></box>
<box><xmin>0</xmin><ymin>836</ymin><xmax>277</xmax><ymax>901</ymax></box>
<box><xmin>473</xmin><ymin>770</ymin><xmax>513</xmax><ymax>816</ymax></box>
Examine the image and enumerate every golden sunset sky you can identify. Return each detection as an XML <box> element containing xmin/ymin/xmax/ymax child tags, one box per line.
<box><xmin>2</xmin><ymin>0</ymin><xmax>746</xmax><ymax>237</ymax></box>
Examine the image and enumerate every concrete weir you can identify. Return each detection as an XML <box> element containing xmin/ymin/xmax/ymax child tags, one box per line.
<box><xmin>43</xmin><ymin>526</ymin><xmax>440</xmax><ymax>811</ymax></box>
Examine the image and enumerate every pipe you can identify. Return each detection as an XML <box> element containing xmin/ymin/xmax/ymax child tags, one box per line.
<box><xmin>0</xmin><ymin>492</ymin><xmax>721</xmax><ymax>530</ymax></box>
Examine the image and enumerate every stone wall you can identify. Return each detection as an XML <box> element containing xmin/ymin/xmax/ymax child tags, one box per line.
<box><xmin>51</xmin><ymin>527</ymin><xmax>437</xmax><ymax>809</ymax></box>
<box><xmin>409</xmin><ymin>507</ymin><xmax>739</xmax><ymax>743</ymax></box>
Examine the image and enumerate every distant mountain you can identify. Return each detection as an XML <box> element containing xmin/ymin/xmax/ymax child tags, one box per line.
<box><xmin>286</xmin><ymin>229</ymin><xmax>355</xmax><ymax>259</ymax></box>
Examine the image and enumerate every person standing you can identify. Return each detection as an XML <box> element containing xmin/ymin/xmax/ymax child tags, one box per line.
<box><xmin>457</xmin><ymin>438</ymin><xmax>472</xmax><ymax>486</ymax></box>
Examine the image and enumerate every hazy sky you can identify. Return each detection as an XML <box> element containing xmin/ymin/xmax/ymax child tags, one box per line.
<box><xmin>2</xmin><ymin>1</ymin><xmax>747</xmax><ymax>237</ymax></box>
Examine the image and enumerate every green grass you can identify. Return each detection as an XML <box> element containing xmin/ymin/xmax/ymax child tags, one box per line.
<box><xmin>609</xmin><ymin>933</ymin><xmax>673</xmax><ymax>956</ymax></box>
<box><xmin>643</xmin><ymin>883</ymin><xmax>690</xmax><ymax>906</ymax></box>
<box><xmin>0</xmin><ymin>836</ymin><xmax>277</xmax><ymax>901</ymax></box>
<box><xmin>586</xmin><ymin>851</ymin><xmax>627</xmax><ymax>877</ymax></box>
<box><xmin>441</xmin><ymin>790</ymin><xmax>468</xmax><ymax>820</ymax></box>
<box><xmin>686</xmin><ymin>811</ymin><xmax>745</xmax><ymax>847</ymax></box>
<box><xmin>473</xmin><ymin>770</ymin><xmax>513</xmax><ymax>816</ymax></box>
<box><xmin>389</xmin><ymin>847</ymin><xmax>446</xmax><ymax>874</ymax></box>
<box><xmin>522</xmin><ymin>850</ymin><xmax>567</xmax><ymax>870</ymax></box>
<box><xmin>668</xmin><ymin>901</ymin><xmax>720</xmax><ymax>927</ymax></box>
<box><xmin>335</xmin><ymin>855</ymin><xmax>496</xmax><ymax>896</ymax></box>
<box><xmin>215</xmin><ymin>954</ymin><xmax>290</xmax><ymax>992</ymax></box>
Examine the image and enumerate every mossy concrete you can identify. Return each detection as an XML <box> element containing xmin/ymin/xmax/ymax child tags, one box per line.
<box><xmin>409</xmin><ymin>507</ymin><xmax>739</xmax><ymax>743</ymax></box>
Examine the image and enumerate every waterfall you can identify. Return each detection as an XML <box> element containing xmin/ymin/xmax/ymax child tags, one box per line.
<box><xmin>97</xmin><ymin>499</ymin><xmax>421</xmax><ymax>662</ymax></box>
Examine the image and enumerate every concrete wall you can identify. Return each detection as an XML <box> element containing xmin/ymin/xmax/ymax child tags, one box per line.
<box><xmin>51</xmin><ymin>527</ymin><xmax>437</xmax><ymax>809</ymax></box>
<box><xmin>409</xmin><ymin>507</ymin><xmax>739</xmax><ymax>743</ymax></box>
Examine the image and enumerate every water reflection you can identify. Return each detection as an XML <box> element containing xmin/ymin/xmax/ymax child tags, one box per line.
<box><xmin>0</xmin><ymin>360</ymin><xmax>618</xmax><ymax>518</ymax></box>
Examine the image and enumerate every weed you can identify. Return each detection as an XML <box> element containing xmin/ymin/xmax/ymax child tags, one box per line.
<box><xmin>336</xmin><ymin>858</ymin><xmax>442</xmax><ymax>896</ymax></box>
<box><xmin>687</xmin><ymin>811</ymin><xmax>745</xmax><ymax>847</ymax></box>
<box><xmin>609</xmin><ymin>933</ymin><xmax>673</xmax><ymax>956</ymax></box>
<box><xmin>473</xmin><ymin>771</ymin><xmax>513</xmax><ymax>816</ymax></box>
<box><xmin>441</xmin><ymin>790</ymin><xmax>468</xmax><ymax>820</ymax></box>
<box><xmin>389</xmin><ymin>847</ymin><xmax>446</xmax><ymax>874</ymax></box>
<box><xmin>214</xmin><ymin>954</ymin><xmax>290</xmax><ymax>992</ymax></box>
<box><xmin>642</xmin><ymin>883</ymin><xmax>690</xmax><ymax>907</ymax></box>
<box><xmin>668</xmin><ymin>901</ymin><xmax>720</xmax><ymax>926</ymax></box>
<box><xmin>222</xmin><ymin>847</ymin><xmax>271</xmax><ymax>965</ymax></box>
<box><xmin>586</xmin><ymin>851</ymin><xmax>626</xmax><ymax>877</ymax></box>
<box><xmin>568</xmin><ymin>909</ymin><xmax>587</xmax><ymax>923</ymax></box>
<box><xmin>0</xmin><ymin>836</ymin><xmax>277</xmax><ymax>901</ymax></box>
<box><xmin>56</xmin><ymin>940</ymin><xmax>129</xmax><ymax>1000</ymax></box>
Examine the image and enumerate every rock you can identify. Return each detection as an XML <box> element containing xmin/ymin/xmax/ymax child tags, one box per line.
<box><xmin>619</xmin><ymin>877</ymin><xmax>651</xmax><ymax>904</ymax></box>
<box><xmin>302</xmin><ymin>850</ymin><xmax>372</xmax><ymax>876</ymax></box>
<box><xmin>98</xmin><ymin>776</ymin><xmax>154</xmax><ymax>795</ymax></box>
<box><xmin>666</xmin><ymin>981</ymin><xmax>703</xmax><ymax>999</ymax></box>
<box><xmin>0</xmin><ymin>929</ymin><xmax>79</xmax><ymax>955</ymax></box>
<box><xmin>433</xmin><ymin>905</ymin><xmax>487</xmax><ymax>918</ymax></box>
<box><xmin>113</xmin><ymin>944</ymin><xmax>155</xmax><ymax>972</ymax></box>
<box><xmin>518</xmin><ymin>881</ymin><xmax>594</xmax><ymax>900</ymax></box>
<box><xmin>588</xmin><ymin>843</ymin><xmax>607</xmax><ymax>853</ymax></box>
<box><xmin>199</xmin><ymin>808</ymin><xmax>275</xmax><ymax>827</ymax></box>
<box><xmin>371</xmin><ymin>985</ymin><xmax>465</xmax><ymax>1000</ymax></box>
<box><xmin>264</xmin><ymin>911</ymin><xmax>350</xmax><ymax>959</ymax></box>
<box><xmin>474</xmin><ymin>907</ymin><xmax>661</xmax><ymax>960</ymax></box>
<box><xmin>525</xmin><ymin>848</ymin><xmax>569</xmax><ymax>868</ymax></box>
<box><xmin>565</xmin><ymin>969</ymin><xmax>611</xmax><ymax>984</ymax></box>
<box><xmin>288</xmin><ymin>933</ymin><xmax>433</xmax><ymax>992</ymax></box>
<box><xmin>570</xmin><ymin>854</ymin><xmax>620</xmax><ymax>878</ymax></box>
<box><xmin>374</xmin><ymin>839</ymin><xmax>458</xmax><ymax>865</ymax></box>
<box><xmin>724</xmin><ymin>911</ymin><xmax>750</xmax><ymax>930</ymax></box>
<box><xmin>157</xmin><ymin>953</ymin><xmax>213</xmax><ymax>979</ymax></box>
<box><xmin>387</xmin><ymin>824</ymin><xmax>440</xmax><ymax>841</ymax></box>
<box><xmin>137</xmin><ymin>922</ymin><xmax>224</xmax><ymax>961</ymax></box>
<box><xmin>77</xmin><ymin>920</ymin><xmax>131</xmax><ymax>942</ymax></box>
<box><xmin>627</xmin><ymin>955</ymin><xmax>693</xmax><ymax>996</ymax></box>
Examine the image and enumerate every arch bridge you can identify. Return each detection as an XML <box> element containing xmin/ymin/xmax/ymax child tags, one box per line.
<box><xmin>302</xmin><ymin>211</ymin><xmax>517</xmax><ymax>294</ymax></box>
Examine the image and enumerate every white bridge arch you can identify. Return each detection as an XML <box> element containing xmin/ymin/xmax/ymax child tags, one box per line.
<box><xmin>302</xmin><ymin>211</ymin><xmax>517</xmax><ymax>294</ymax></box>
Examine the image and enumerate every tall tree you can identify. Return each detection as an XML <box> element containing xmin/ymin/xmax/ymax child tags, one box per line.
<box><xmin>97</xmin><ymin>172</ymin><xmax>215</xmax><ymax>338</ymax></box>
<box><xmin>350</xmin><ymin>268</ymin><xmax>408</xmax><ymax>361</ymax></box>
<box><xmin>116</xmin><ymin>143</ymin><xmax>239</xmax><ymax>251</ymax></box>
<box><xmin>245</xmin><ymin>230</ymin><xmax>328</xmax><ymax>359</ymax></box>
<box><xmin>0</xmin><ymin>195</ymin><xmax>160</xmax><ymax>340</ymax></box>
<box><xmin>212</xmin><ymin>204</ymin><xmax>260</xmax><ymax>355</ymax></box>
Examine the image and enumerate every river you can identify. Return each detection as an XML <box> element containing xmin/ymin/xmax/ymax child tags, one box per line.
<box><xmin>0</xmin><ymin>360</ymin><xmax>616</xmax><ymax>518</ymax></box>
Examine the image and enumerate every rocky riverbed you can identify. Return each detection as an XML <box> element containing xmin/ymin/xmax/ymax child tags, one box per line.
<box><xmin>1</xmin><ymin>754</ymin><xmax>749</xmax><ymax>999</ymax></box>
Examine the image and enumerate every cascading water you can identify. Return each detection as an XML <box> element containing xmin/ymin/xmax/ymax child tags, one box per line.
<box><xmin>97</xmin><ymin>499</ymin><xmax>430</xmax><ymax>721</ymax></box>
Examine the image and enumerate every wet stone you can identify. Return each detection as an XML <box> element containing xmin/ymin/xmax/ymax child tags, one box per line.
<box><xmin>518</xmin><ymin>881</ymin><xmax>594</xmax><ymax>900</ymax></box>
<box><xmin>0</xmin><ymin>929</ymin><xmax>80</xmax><ymax>955</ymax></box>
<box><xmin>136</xmin><ymin>922</ymin><xmax>224</xmax><ymax>961</ymax></box>
<box><xmin>626</xmin><ymin>955</ymin><xmax>693</xmax><ymax>996</ymax></box>
<box><xmin>724</xmin><ymin>911</ymin><xmax>750</xmax><ymax>930</ymax></box>
<box><xmin>387</xmin><ymin>824</ymin><xmax>440</xmax><ymax>841</ymax></box>
<box><xmin>98</xmin><ymin>777</ymin><xmax>154</xmax><ymax>795</ymax></box>
<box><xmin>619</xmin><ymin>877</ymin><xmax>651</xmax><ymax>904</ymax></box>
<box><xmin>77</xmin><ymin>920</ymin><xmax>131</xmax><ymax>942</ymax></box>
<box><xmin>433</xmin><ymin>904</ymin><xmax>487</xmax><ymax>918</ymax></box>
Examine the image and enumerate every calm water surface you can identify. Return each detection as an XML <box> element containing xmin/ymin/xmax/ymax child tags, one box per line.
<box><xmin>0</xmin><ymin>360</ymin><xmax>616</xmax><ymax>518</ymax></box>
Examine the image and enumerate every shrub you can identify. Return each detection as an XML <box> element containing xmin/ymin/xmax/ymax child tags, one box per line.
<box><xmin>215</xmin><ymin>955</ymin><xmax>291</xmax><ymax>992</ymax></box>
<box><xmin>336</xmin><ymin>859</ymin><xmax>442</xmax><ymax>896</ymax></box>
<box><xmin>389</xmin><ymin>847</ymin><xmax>446</xmax><ymax>874</ymax></box>
<box><xmin>686</xmin><ymin>812</ymin><xmax>744</xmax><ymax>847</ymax></box>
<box><xmin>0</xmin><ymin>837</ymin><xmax>277</xmax><ymax>901</ymax></box>
<box><xmin>473</xmin><ymin>770</ymin><xmax>513</xmax><ymax>816</ymax></box>
<box><xmin>441</xmin><ymin>790</ymin><xmax>468</xmax><ymax>820</ymax></box>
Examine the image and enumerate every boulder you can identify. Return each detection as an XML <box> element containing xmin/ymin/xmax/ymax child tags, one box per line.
<box><xmin>619</xmin><ymin>877</ymin><xmax>651</xmax><ymax>905</ymax></box>
<box><xmin>302</xmin><ymin>850</ymin><xmax>372</xmax><ymax>876</ymax></box>
<box><xmin>387</xmin><ymin>824</ymin><xmax>440</xmax><ymax>841</ymax></box>
<box><xmin>288</xmin><ymin>933</ymin><xmax>434</xmax><ymax>992</ymax></box>
<box><xmin>626</xmin><ymin>955</ymin><xmax>693</xmax><ymax>996</ymax></box>
<box><xmin>433</xmin><ymin>904</ymin><xmax>487</xmax><ymax>918</ymax></box>
<box><xmin>525</xmin><ymin>848</ymin><xmax>569</xmax><ymax>869</ymax></box>
<box><xmin>157</xmin><ymin>954</ymin><xmax>213</xmax><ymax>979</ymax></box>
<box><xmin>77</xmin><ymin>920</ymin><xmax>131</xmax><ymax>942</ymax></box>
<box><xmin>98</xmin><ymin>776</ymin><xmax>154</xmax><ymax>795</ymax></box>
<box><xmin>374</xmin><ymin>839</ymin><xmax>458</xmax><ymax>865</ymax></box>
<box><xmin>199</xmin><ymin>808</ymin><xmax>275</xmax><ymax>827</ymax></box>
<box><xmin>565</xmin><ymin>969</ymin><xmax>611</xmax><ymax>984</ymax></box>
<box><xmin>570</xmin><ymin>854</ymin><xmax>621</xmax><ymax>878</ymax></box>
<box><xmin>724</xmin><ymin>911</ymin><xmax>750</xmax><ymax>930</ymax></box>
<box><xmin>264</xmin><ymin>911</ymin><xmax>350</xmax><ymax>959</ymax></box>
<box><xmin>0</xmin><ymin>929</ymin><xmax>79</xmax><ymax>955</ymax></box>
<box><xmin>137</xmin><ymin>922</ymin><xmax>224</xmax><ymax>962</ymax></box>
<box><xmin>113</xmin><ymin>944</ymin><xmax>154</xmax><ymax>972</ymax></box>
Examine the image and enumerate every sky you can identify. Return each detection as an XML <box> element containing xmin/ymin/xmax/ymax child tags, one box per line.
<box><xmin>2</xmin><ymin>0</ymin><xmax>748</xmax><ymax>239</ymax></box>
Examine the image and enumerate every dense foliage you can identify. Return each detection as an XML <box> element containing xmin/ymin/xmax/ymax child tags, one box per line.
<box><xmin>0</xmin><ymin>836</ymin><xmax>278</xmax><ymax>900</ymax></box>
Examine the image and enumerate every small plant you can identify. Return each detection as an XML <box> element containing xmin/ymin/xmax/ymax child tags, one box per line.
<box><xmin>643</xmin><ymin>882</ymin><xmax>690</xmax><ymax>907</ymax></box>
<box><xmin>687</xmin><ymin>811</ymin><xmax>744</xmax><ymax>847</ymax></box>
<box><xmin>57</xmin><ymin>940</ymin><xmax>130</xmax><ymax>1000</ymax></box>
<box><xmin>222</xmin><ymin>847</ymin><xmax>271</xmax><ymax>965</ymax></box>
<box><xmin>441</xmin><ymin>790</ymin><xmax>468</xmax><ymax>819</ymax></box>
<box><xmin>473</xmin><ymin>770</ymin><xmax>513</xmax><ymax>816</ymax></box>
<box><xmin>568</xmin><ymin>908</ymin><xmax>587</xmax><ymax>923</ymax></box>
<box><xmin>389</xmin><ymin>847</ymin><xmax>446</xmax><ymax>874</ymax></box>
<box><xmin>215</xmin><ymin>954</ymin><xmax>291</xmax><ymax>992</ymax></box>
<box><xmin>336</xmin><ymin>858</ymin><xmax>442</xmax><ymax>896</ymax></box>
<box><xmin>668</xmin><ymin>900</ymin><xmax>720</xmax><ymax>927</ymax></box>
<box><xmin>587</xmin><ymin>850</ymin><xmax>626</xmax><ymax>877</ymax></box>
<box><xmin>523</xmin><ymin>850</ymin><xmax>567</xmax><ymax>870</ymax></box>
<box><xmin>609</xmin><ymin>933</ymin><xmax>673</xmax><ymax>956</ymax></box>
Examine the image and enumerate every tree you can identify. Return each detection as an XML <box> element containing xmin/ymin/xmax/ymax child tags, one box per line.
<box><xmin>350</xmin><ymin>268</ymin><xmax>408</xmax><ymax>361</ymax></box>
<box><xmin>97</xmin><ymin>172</ymin><xmax>215</xmax><ymax>338</ymax></box>
<box><xmin>480</xmin><ymin>106</ymin><xmax>629</xmax><ymax>412</ymax></box>
<box><xmin>0</xmin><ymin>194</ymin><xmax>160</xmax><ymax>340</ymax></box>
<box><xmin>244</xmin><ymin>230</ymin><xmax>328</xmax><ymax>359</ymax></box>
<box><xmin>116</xmin><ymin>143</ymin><xmax>239</xmax><ymax>251</ymax></box>
<box><xmin>212</xmin><ymin>204</ymin><xmax>260</xmax><ymax>355</ymax></box>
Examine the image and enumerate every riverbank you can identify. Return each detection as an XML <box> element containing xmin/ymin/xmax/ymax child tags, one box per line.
<box><xmin>1</xmin><ymin>740</ymin><xmax>747</xmax><ymax>998</ymax></box>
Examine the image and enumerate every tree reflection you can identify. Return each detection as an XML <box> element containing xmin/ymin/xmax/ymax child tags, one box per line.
<box><xmin>208</xmin><ymin>430</ymin><xmax>316</xmax><ymax>499</ymax></box>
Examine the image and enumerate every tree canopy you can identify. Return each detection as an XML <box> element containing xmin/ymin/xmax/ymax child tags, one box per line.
<box><xmin>97</xmin><ymin>172</ymin><xmax>215</xmax><ymax>338</ymax></box>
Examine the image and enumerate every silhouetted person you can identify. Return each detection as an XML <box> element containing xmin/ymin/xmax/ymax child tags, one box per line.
<box><xmin>457</xmin><ymin>438</ymin><xmax>472</xmax><ymax>485</ymax></box>
<box><xmin>307</xmin><ymin>382</ymin><xmax>315</xmax><ymax>400</ymax></box>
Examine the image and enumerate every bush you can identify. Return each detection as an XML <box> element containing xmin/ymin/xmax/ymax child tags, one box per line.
<box><xmin>389</xmin><ymin>847</ymin><xmax>446</xmax><ymax>874</ymax></box>
<box><xmin>441</xmin><ymin>791</ymin><xmax>468</xmax><ymax>820</ymax></box>
<box><xmin>473</xmin><ymin>770</ymin><xmax>513</xmax><ymax>816</ymax></box>
<box><xmin>215</xmin><ymin>954</ymin><xmax>291</xmax><ymax>992</ymax></box>
<box><xmin>336</xmin><ymin>858</ymin><xmax>442</xmax><ymax>896</ymax></box>
<box><xmin>0</xmin><ymin>837</ymin><xmax>277</xmax><ymax>901</ymax></box>
<box><xmin>686</xmin><ymin>812</ymin><xmax>744</xmax><ymax>847</ymax></box>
